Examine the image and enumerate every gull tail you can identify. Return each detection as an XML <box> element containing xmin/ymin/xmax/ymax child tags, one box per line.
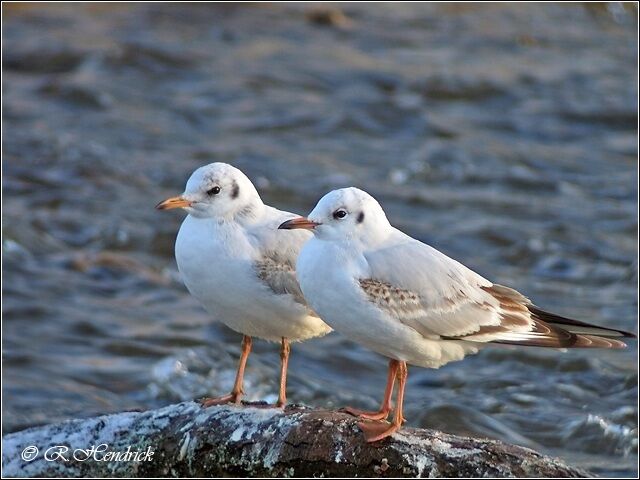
<box><xmin>489</xmin><ymin>307</ymin><xmax>636</xmax><ymax>349</ymax></box>
<box><xmin>478</xmin><ymin>284</ymin><xmax>635</xmax><ymax>349</ymax></box>
<box><xmin>526</xmin><ymin>305</ymin><xmax>635</xmax><ymax>349</ymax></box>
<box><xmin>527</xmin><ymin>306</ymin><xmax>635</xmax><ymax>338</ymax></box>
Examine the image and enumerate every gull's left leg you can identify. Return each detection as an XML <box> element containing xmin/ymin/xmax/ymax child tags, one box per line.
<box><xmin>358</xmin><ymin>361</ymin><xmax>408</xmax><ymax>442</ymax></box>
<box><xmin>276</xmin><ymin>337</ymin><xmax>291</xmax><ymax>408</ymax></box>
<box><xmin>341</xmin><ymin>359</ymin><xmax>399</xmax><ymax>421</ymax></box>
<box><xmin>201</xmin><ymin>335</ymin><xmax>252</xmax><ymax>407</ymax></box>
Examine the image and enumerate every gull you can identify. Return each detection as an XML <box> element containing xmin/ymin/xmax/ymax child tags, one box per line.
<box><xmin>279</xmin><ymin>187</ymin><xmax>635</xmax><ymax>442</ymax></box>
<box><xmin>157</xmin><ymin>163</ymin><xmax>331</xmax><ymax>407</ymax></box>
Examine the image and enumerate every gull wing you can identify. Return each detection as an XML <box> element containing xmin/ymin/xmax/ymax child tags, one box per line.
<box><xmin>247</xmin><ymin>207</ymin><xmax>318</xmax><ymax>313</ymax></box>
<box><xmin>361</xmin><ymin>234</ymin><xmax>630</xmax><ymax>348</ymax></box>
<box><xmin>255</xmin><ymin>253</ymin><xmax>307</xmax><ymax>306</ymax></box>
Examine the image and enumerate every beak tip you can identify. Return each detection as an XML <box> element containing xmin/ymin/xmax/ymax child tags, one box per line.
<box><xmin>156</xmin><ymin>196</ymin><xmax>191</xmax><ymax>210</ymax></box>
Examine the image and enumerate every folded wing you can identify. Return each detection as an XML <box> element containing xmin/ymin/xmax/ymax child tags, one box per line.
<box><xmin>361</xmin><ymin>235</ymin><xmax>633</xmax><ymax>349</ymax></box>
<box><xmin>249</xmin><ymin>208</ymin><xmax>319</xmax><ymax>315</ymax></box>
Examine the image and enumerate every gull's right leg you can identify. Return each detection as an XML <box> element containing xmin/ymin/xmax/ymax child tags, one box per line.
<box><xmin>358</xmin><ymin>360</ymin><xmax>408</xmax><ymax>442</ymax></box>
<box><xmin>340</xmin><ymin>359</ymin><xmax>399</xmax><ymax>421</ymax></box>
<box><xmin>276</xmin><ymin>337</ymin><xmax>291</xmax><ymax>408</ymax></box>
<box><xmin>201</xmin><ymin>335</ymin><xmax>252</xmax><ymax>407</ymax></box>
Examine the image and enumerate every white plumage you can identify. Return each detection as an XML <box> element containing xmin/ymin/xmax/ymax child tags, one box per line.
<box><xmin>176</xmin><ymin>207</ymin><xmax>328</xmax><ymax>343</ymax></box>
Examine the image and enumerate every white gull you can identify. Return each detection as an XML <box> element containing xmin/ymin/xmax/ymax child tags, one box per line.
<box><xmin>157</xmin><ymin>163</ymin><xmax>331</xmax><ymax>407</ymax></box>
<box><xmin>280</xmin><ymin>187</ymin><xmax>634</xmax><ymax>441</ymax></box>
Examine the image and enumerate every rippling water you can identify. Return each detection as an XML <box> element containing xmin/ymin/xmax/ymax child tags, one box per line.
<box><xmin>2</xmin><ymin>3</ymin><xmax>638</xmax><ymax>476</ymax></box>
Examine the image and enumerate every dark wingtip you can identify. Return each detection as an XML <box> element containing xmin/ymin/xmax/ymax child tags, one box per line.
<box><xmin>528</xmin><ymin>305</ymin><xmax>636</xmax><ymax>339</ymax></box>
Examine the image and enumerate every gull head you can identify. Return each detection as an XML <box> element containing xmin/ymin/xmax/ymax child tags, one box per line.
<box><xmin>156</xmin><ymin>163</ymin><xmax>261</xmax><ymax>219</ymax></box>
<box><xmin>279</xmin><ymin>187</ymin><xmax>391</xmax><ymax>244</ymax></box>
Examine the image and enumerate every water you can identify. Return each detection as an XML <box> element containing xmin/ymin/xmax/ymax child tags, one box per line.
<box><xmin>2</xmin><ymin>3</ymin><xmax>637</xmax><ymax>476</ymax></box>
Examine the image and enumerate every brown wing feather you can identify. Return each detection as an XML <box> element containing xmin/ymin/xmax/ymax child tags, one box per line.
<box><xmin>359</xmin><ymin>279</ymin><xmax>631</xmax><ymax>349</ymax></box>
<box><xmin>358</xmin><ymin>278</ymin><xmax>499</xmax><ymax>339</ymax></box>
<box><xmin>255</xmin><ymin>254</ymin><xmax>319</xmax><ymax>317</ymax></box>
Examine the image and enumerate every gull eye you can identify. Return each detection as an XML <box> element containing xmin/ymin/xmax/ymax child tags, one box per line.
<box><xmin>333</xmin><ymin>209</ymin><xmax>348</xmax><ymax>220</ymax></box>
<box><xmin>207</xmin><ymin>186</ymin><xmax>221</xmax><ymax>196</ymax></box>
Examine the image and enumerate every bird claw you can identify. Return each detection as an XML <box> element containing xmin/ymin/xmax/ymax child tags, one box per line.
<box><xmin>358</xmin><ymin>420</ymin><xmax>401</xmax><ymax>442</ymax></box>
<box><xmin>340</xmin><ymin>406</ymin><xmax>391</xmax><ymax>421</ymax></box>
<box><xmin>199</xmin><ymin>393</ymin><xmax>242</xmax><ymax>407</ymax></box>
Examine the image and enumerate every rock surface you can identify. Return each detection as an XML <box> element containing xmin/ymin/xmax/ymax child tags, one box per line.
<box><xmin>2</xmin><ymin>401</ymin><xmax>591</xmax><ymax>478</ymax></box>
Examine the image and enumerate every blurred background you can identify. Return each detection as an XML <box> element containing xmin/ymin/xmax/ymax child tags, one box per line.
<box><xmin>2</xmin><ymin>2</ymin><xmax>638</xmax><ymax>476</ymax></box>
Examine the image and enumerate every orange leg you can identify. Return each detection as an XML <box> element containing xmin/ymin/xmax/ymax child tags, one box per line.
<box><xmin>359</xmin><ymin>361</ymin><xmax>408</xmax><ymax>442</ymax></box>
<box><xmin>341</xmin><ymin>359</ymin><xmax>399</xmax><ymax>421</ymax></box>
<box><xmin>276</xmin><ymin>337</ymin><xmax>291</xmax><ymax>408</ymax></box>
<box><xmin>201</xmin><ymin>335</ymin><xmax>252</xmax><ymax>407</ymax></box>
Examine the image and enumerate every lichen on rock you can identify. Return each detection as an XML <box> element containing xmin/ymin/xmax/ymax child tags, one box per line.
<box><xmin>2</xmin><ymin>401</ymin><xmax>591</xmax><ymax>478</ymax></box>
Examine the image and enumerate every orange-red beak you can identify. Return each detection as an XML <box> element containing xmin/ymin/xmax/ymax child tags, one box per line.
<box><xmin>278</xmin><ymin>217</ymin><xmax>321</xmax><ymax>230</ymax></box>
<box><xmin>155</xmin><ymin>196</ymin><xmax>192</xmax><ymax>210</ymax></box>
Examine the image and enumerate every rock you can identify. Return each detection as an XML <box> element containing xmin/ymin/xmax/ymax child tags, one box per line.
<box><xmin>2</xmin><ymin>401</ymin><xmax>591</xmax><ymax>477</ymax></box>
<box><xmin>305</xmin><ymin>6</ymin><xmax>353</xmax><ymax>29</ymax></box>
<box><xmin>3</xmin><ymin>48</ymin><xmax>86</xmax><ymax>74</ymax></box>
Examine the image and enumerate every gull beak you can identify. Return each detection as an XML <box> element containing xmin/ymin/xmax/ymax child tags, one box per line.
<box><xmin>156</xmin><ymin>195</ymin><xmax>192</xmax><ymax>210</ymax></box>
<box><xmin>278</xmin><ymin>217</ymin><xmax>321</xmax><ymax>230</ymax></box>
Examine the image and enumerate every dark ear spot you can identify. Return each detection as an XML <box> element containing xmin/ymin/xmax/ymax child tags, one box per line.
<box><xmin>357</xmin><ymin>211</ymin><xmax>365</xmax><ymax>224</ymax></box>
<box><xmin>231</xmin><ymin>180</ymin><xmax>240</xmax><ymax>199</ymax></box>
